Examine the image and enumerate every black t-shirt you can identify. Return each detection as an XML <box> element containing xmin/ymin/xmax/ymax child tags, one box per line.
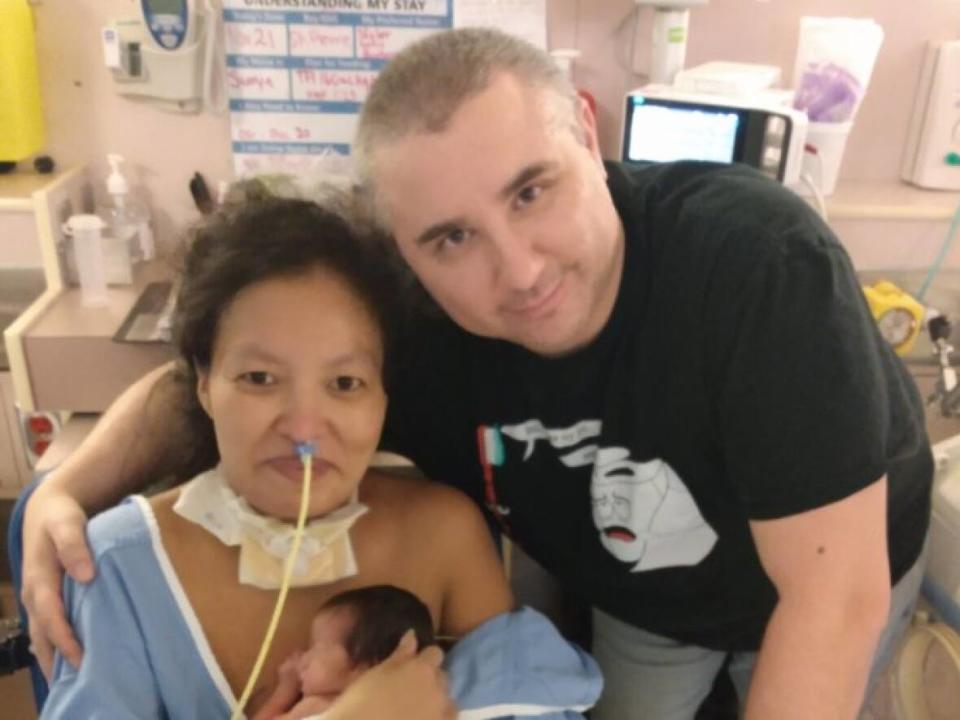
<box><xmin>381</xmin><ymin>160</ymin><xmax>933</xmax><ymax>651</ymax></box>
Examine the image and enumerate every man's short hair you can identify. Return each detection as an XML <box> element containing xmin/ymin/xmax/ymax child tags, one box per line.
<box><xmin>353</xmin><ymin>27</ymin><xmax>580</xmax><ymax>228</ymax></box>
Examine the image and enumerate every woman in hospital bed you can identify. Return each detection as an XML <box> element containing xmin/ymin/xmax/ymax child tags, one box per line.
<box><xmin>40</xmin><ymin>194</ymin><xmax>601</xmax><ymax>719</ymax></box>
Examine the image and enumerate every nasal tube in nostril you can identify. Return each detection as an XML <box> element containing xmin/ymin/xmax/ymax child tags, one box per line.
<box><xmin>295</xmin><ymin>441</ymin><xmax>316</xmax><ymax>463</ymax></box>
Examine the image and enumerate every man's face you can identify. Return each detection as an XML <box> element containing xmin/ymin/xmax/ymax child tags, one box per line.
<box><xmin>373</xmin><ymin>72</ymin><xmax>624</xmax><ymax>356</ymax></box>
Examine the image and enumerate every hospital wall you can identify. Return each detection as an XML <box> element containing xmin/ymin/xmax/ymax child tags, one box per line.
<box><xmin>22</xmin><ymin>0</ymin><xmax>960</xmax><ymax>270</ymax></box>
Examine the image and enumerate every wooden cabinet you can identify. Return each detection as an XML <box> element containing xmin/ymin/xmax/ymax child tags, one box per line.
<box><xmin>0</xmin><ymin>373</ymin><xmax>30</xmax><ymax>498</ymax></box>
<box><xmin>1</xmin><ymin>167</ymin><xmax>88</xmax><ymax>414</ymax></box>
<box><xmin>0</xmin><ymin>167</ymin><xmax>89</xmax><ymax>496</ymax></box>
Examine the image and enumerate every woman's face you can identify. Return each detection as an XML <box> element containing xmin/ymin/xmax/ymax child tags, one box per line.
<box><xmin>196</xmin><ymin>266</ymin><xmax>387</xmax><ymax>519</ymax></box>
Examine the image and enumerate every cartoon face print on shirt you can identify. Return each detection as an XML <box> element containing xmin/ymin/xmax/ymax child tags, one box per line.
<box><xmin>590</xmin><ymin>447</ymin><xmax>717</xmax><ymax>572</ymax></box>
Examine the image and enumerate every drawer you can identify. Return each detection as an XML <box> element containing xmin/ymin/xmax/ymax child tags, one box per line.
<box><xmin>0</xmin><ymin>210</ymin><xmax>42</xmax><ymax>269</ymax></box>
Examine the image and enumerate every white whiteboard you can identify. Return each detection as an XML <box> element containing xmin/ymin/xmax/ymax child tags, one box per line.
<box><xmin>223</xmin><ymin>0</ymin><xmax>546</xmax><ymax>178</ymax></box>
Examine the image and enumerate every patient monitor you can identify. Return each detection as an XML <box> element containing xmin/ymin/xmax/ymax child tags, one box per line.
<box><xmin>101</xmin><ymin>0</ymin><xmax>221</xmax><ymax>114</ymax></box>
<box><xmin>620</xmin><ymin>84</ymin><xmax>808</xmax><ymax>186</ymax></box>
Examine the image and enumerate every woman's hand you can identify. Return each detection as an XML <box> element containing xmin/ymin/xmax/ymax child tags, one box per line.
<box><xmin>325</xmin><ymin>630</ymin><xmax>456</xmax><ymax>720</ymax></box>
<box><xmin>20</xmin><ymin>479</ymin><xmax>95</xmax><ymax>677</ymax></box>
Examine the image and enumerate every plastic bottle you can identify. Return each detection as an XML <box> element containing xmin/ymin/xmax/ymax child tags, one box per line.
<box><xmin>62</xmin><ymin>215</ymin><xmax>108</xmax><ymax>307</ymax></box>
<box><xmin>101</xmin><ymin>154</ymin><xmax>155</xmax><ymax>265</ymax></box>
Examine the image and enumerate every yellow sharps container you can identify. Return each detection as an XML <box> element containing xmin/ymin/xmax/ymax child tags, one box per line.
<box><xmin>0</xmin><ymin>0</ymin><xmax>45</xmax><ymax>164</ymax></box>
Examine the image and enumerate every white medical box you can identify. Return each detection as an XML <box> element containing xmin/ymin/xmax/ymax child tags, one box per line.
<box><xmin>925</xmin><ymin>434</ymin><xmax>960</xmax><ymax>629</ymax></box>
<box><xmin>673</xmin><ymin>61</ymin><xmax>782</xmax><ymax>97</ymax></box>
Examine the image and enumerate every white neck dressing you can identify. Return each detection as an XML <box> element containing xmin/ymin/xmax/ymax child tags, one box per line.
<box><xmin>173</xmin><ymin>466</ymin><xmax>368</xmax><ymax>589</ymax></box>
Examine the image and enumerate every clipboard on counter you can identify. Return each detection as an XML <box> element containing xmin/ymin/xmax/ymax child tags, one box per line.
<box><xmin>113</xmin><ymin>281</ymin><xmax>176</xmax><ymax>344</ymax></box>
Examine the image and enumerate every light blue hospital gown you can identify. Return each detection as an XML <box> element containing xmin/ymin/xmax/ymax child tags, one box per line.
<box><xmin>43</xmin><ymin>497</ymin><xmax>602</xmax><ymax>719</ymax></box>
<box><xmin>43</xmin><ymin>496</ymin><xmax>236</xmax><ymax>718</ymax></box>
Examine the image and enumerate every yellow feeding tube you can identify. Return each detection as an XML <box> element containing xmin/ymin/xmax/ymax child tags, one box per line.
<box><xmin>232</xmin><ymin>442</ymin><xmax>316</xmax><ymax>720</ymax></box>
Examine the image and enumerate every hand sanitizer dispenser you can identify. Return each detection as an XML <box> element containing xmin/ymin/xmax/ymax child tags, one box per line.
<box><xmin>97</xmin><ymin>154</ymin><xmax>154</xmax><ymax>283</ymax></box>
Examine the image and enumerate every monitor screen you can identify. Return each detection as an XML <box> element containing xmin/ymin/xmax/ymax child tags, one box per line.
<box><xmin>144</xmin><ymin>0</ymin><xmax>186</xmax><ymax>16</ymax></box>
<box><xmin>625</xmin><ymin>97</ymin><xmax>742</xmax><ymax>164</ymax></box>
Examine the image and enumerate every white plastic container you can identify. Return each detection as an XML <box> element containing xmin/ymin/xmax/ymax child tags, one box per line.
<box><xmin>924</xmin><ymin>433</ymin><xmax>960</xmax><ymax>631</ymax></box>
<box><xmin>62</xmin><ymin>214</ymin><xmax>108</xmax><ymax>307</ymax></box>
<box><xmin>799</xmin><ymin>121</ymin><xmax>853</xmax><ymax>196</ymax></box>
<box><xmin>674</xmin><ymin>61</ymin><xmax>782</xmax><ymax>97</ymax></box>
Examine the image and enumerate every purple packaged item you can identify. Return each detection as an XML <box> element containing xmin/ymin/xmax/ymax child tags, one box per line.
<box><xmin>793</xmin><ymin>62</ymin><xmax>862</xmax><ymax>123</ymax></box>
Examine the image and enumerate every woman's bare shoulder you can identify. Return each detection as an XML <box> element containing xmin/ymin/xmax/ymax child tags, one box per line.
<box><xmin>363</xmin><ymin>469</ymin><xmax>475</xmax><ymax>505</ymax></box>
<box><xmin>361</xmin><ymin>470</ymin><xmax>485</xmax><ymax>528</ymax></box>
<box><xmin>147</xmin><ymin>486</ymin><xmax>220</xmax><ymax>553</ymax></box>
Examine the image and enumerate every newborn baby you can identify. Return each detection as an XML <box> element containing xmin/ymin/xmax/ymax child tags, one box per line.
<box><xmin>252</xmin><ymin>585</ymin><xmax>435</xmax><ymax>720</ymax></box>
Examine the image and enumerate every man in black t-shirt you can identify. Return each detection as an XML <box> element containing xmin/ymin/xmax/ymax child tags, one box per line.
<box><xmin>22</xmin><ymin>27</ymin><xmax>931</xmax><ymax>720</ymax></box>
<box><xmin>352</xmin><ymin>28</ymin><xmax>931</xmax><ymax>720</ymax></box>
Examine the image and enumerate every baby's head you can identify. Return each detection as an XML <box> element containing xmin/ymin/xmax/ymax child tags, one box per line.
<box><xmin>298</xmin><ymin>585</ymin><xmax>435</xmax><ymax>706</ymax></box>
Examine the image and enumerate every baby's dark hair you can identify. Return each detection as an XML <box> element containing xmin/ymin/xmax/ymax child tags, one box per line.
<box><xmin>165</xmin><ymin>192</ymin><xmax>398</xmax><ymax>478</ymax></box>
<box><xmin>321</xmin><ymin>585</ymin><xmax>435</xmax><ymax>666</ymax></box>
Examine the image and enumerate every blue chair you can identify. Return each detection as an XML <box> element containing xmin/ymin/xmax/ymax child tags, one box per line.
<box><xmin>7</xmin><ymin>474</ymin><xmax>51</xmax><ymax>710</ymax></box>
